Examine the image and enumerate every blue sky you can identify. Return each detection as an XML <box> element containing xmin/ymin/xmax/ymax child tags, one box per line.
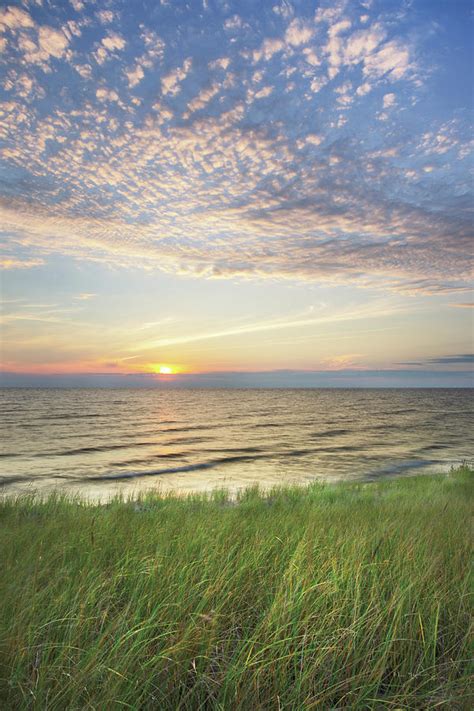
<box><xmin>0</xmin><ymin>0</ymin><xmax>473</xmax><ymax>386</ymax></box>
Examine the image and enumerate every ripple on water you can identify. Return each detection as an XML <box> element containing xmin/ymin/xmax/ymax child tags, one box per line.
<box><xmin>0</xmin><ymin>388</ymin><xmax>472</xmax><ymax>496</ymax></box>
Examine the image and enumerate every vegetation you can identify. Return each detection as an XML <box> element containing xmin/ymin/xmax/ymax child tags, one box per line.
<box><xmin>0</xmin><ymin>467</ymin><xmax>472</xmax><ymax>709</ymax></box>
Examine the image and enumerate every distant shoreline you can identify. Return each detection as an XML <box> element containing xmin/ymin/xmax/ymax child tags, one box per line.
<box><xmin>2</xmin><ymin>373</ymin><xmax>474</xmax><ymax>388</ymax></box>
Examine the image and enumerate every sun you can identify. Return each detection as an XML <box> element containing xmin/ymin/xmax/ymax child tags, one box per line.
<box><xmin>150</xmin><ymin>363</ymin><xmax>180</xmax><ymax>375</ymax></box>
<box><xmin>157</xmin><ymin>365</ymin><xmax>173</xmax><ymax>375</ymax></box>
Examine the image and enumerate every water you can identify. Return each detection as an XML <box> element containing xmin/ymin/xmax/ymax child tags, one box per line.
<box><xmin>1</xmin><ymin>388</ymin><xmax>472</xmax><ymax>500</ymax></box>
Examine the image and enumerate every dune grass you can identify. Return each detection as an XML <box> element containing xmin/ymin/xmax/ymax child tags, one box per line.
<box><xmin>0</xmin><ymin>467</ymin><xmax>472</xmax><ymax>710</ymax></box>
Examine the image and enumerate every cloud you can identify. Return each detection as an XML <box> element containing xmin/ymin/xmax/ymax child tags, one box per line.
<box><xmin>251</xmin><ymin>85</ymin><xmax>274</xmax><ymax>101</ymax></box>
<box><xmin>96</xmin><ymin>87</ymin><xmax>119</xmax><ymax>102</ymax></box>
<box><xmin>285</xmin><ymin>18</ymin><xmax>313</xmax><ymax>47</ymax></box>
<box><xmin>310</xmin><ymin>76</ymin><xmax>328</xmax><ymax>93</ymax></box>
<box><xmin>185</xmin><ymin>83</ymin><xmax>220</xmax><ymax>116</ymax></box>
<box><xmin>318</xmin><ymin>18</ymin><xmax>415</xmax><ymax>88</ymax></box>
<box><xmin>101</xmin><ymin>32</ymin><xmax>126</xmax><ymax>52</ymax></box>
<box><xmin>94</xmin><ymin>32</ymin><xmax>126</xmax><ymax>64</ymax></box>
<box><xmin>97</xmin><ymin>11</ymin><xmax>115</xmax><ymax>25</ymax></box>
<box><xmin>302</xmin><ymin>47</ymin><xmax>320</xmax><ymax>66</ymax></box>
<box><xmin>209</xmin><ymin>57</ymin><xmax>230</xmax><ymax>71</ymax></box>
<box><xmin>3</xmin><ymin>12</ymin><xmax>71</xmax><ymax>69</ymax></box>
<box><xmin>0</xmin><ymin>256</ymin><xmax>44</xmax><ymax>270</ymax></box>
<box><xmin>383</xmin><ymin>92</ymin><xmax>396</xmax><ymax>108</ymax></box>
<box><xmin>140</xmin><ymin>28</ymin><xmax>165</xmax><ymax>63</ymax></box>
<box><xmin>2</xmin><ymin>73</ymin><xmax>43</xmax><ymax>99</ymax></box>
<box><xmin>37</xmin><ymin>26</ymin><xmax>69</xmax><ymax>59</ymax></box>
<box><xmin>161</xmin><ymin>58</ymin><xmax>192</xmax><ymax>96</ymax></box>
<box><xmin>335</xmin><ymin>80</ymin><xmax>354</xmax><ymax>107</ymax></box>
<box><xmin>305</xmin><ymin>134</ymin><xmax>322</xmax><ymax>146</ymax></box>
<box><xmin>344</xmin><ymin>24</ymin><xmax>386</xmax><ymax>65</ymax></box>
<box><xmin>0</xmin><ymin>6</ymin><xmax>34</xmax><ymax>32</ymax></box>
<box><xmin>0</xmin><ymin>0</ymin><xmax>470</xmax><ymax>299</ymax></box>
<box><xmin>151</xmin><ymin>100</ymin><xmax>174</xmax><ymax>123</ymax></box>
<box><xmin>253</xmin><ymin>37</ymin><xmax>285</xmax><ymax>62</ymax></box>
<box><xmin>224</xmin><ymin>15</ymin><xmax>243</xmax><ymax>31</ymax></box>
<box><xmin>356</xmin><ymin>82</ymin><xmax>371</xmax><ymax>96</ymax></box>
<box><xmin>315</xmin><ymin>3</ymin><xmax>346</xmax><ymax>25</ymax></box>
<box><xmin>363</xmin><ymin>40</ymin><xmax>412</xmax><ymax>80</ymax></box>
<box><xmin>74</xmin><ymin>64</ymin><xmax>92</xmax><ymax>79</ymax></box>
<box><xmin>129</xmin><ymin>304</ymin><xmax>400</xmax><ymax>352</ymax></box>
<box><xmin>74</xmin><ymin>293</ymin><xmax>96</xmax><ymax>300</ymax></box>
<box><xmin>427</xmin><ymin>354</ymin><xmax>474</xmax><ymax>365</ymax></box>
<box><xmin>125</xmin><ymin>64</ymin><xmax>145</xmax><ymax>88</ymax></box>
<box><xmin>272</xmin><ymin>3</ymin><xmax>294</xmax><ymax>20</ymax></box>
<box><xmin>319</xmin><ymin>353</ymin><xmax>364</xmax><ymax>370</ymax></box>
<box><xmin>418</xmin><ymin>121</ymin><xmax>472</xmax><ymax>160</ymax></box>
<box><xmin>1</xmin><ymin>130</ymin><xmax>471</xmax><ymax>294</ymax></box>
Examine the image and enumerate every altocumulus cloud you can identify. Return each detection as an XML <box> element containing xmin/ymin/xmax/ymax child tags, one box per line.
<box><xmin>0</xmin><ymin>0</ymin><xmax>472</xmax><ymax>295</ymax></box>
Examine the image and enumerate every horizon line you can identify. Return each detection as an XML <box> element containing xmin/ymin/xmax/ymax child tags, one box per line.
<box><xmin>1</xmin><ymin>369</ymin><xmax>472</xmax><ymax>389</ymax></box>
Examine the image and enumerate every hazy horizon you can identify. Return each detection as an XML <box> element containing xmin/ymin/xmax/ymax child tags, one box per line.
<box><xmin>1</xmin><ymin>369</ymin><xmax>473</xmax><ymax>388</ymax></box>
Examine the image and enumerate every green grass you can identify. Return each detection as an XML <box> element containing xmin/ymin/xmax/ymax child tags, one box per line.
<box><xmin>0</xmin><ymin>467</ymin><xmax>472</xmax><ymax>710</ymax></box>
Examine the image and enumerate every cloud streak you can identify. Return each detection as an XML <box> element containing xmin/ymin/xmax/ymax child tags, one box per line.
<box><xmin>130</xmin><ymin>303</ymin><xmax>407</xmax><ymax>352</ymax></box>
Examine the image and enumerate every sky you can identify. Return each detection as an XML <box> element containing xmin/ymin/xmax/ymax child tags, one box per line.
<box><xmin>0</xmin><ymin>0</ymin><xmax>473</xmax><ymax>387</ymax></box>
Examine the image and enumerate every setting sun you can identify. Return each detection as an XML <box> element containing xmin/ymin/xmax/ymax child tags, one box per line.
<box><xmin>157</xmin><ymin>365</ymin><xmax>173</xmax><ymax>375</ymax></box>
<box><xmin>148</xmin><ymin>364</ymin><xmax>181</xmax><ymax>376</ymax></box>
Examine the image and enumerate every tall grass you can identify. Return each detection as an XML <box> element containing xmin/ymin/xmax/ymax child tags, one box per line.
<box><xmin>0</xmin><ymin>467</ymin><xmax>472</xmax><ymax>709</ymax></box>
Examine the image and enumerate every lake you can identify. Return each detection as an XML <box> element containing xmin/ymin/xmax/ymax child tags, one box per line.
<box><xmin>1</xmin><ymin>388</ymin><xmax>472</xmax><ymax>500</ymax></box>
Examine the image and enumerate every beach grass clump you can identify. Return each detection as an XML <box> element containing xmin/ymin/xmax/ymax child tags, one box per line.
<box><xmin>0</xmin><ymin>466</ymin><xmax>472</xmax><ymax>709</ymax></box>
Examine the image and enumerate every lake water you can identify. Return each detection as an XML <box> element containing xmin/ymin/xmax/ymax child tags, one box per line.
<box><xmin>1</xmin><ymin>388</ymin><xmax>472</xmax><ymax>500</ymax></box>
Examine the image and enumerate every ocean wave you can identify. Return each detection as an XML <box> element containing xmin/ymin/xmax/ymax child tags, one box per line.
<box><xmin>84</xmin><ymin>447</ymin><xmax>344</xmax><ymax>482</ymax></box>
<box><xmin>309</xmin><ymin>428</ymin><xmax>350</xmax><ymax>438</ymax></box>
<box><xmin>363</xmin><ymin>459</ymin><xmax>437</xmax><ymax>480</ymax></box>
<box><xmin>0</xmin><ymin>475</ymin><xmax>35</xmax><ymax>487</ymax></box>
<box><xmin>114</xmin><ymin>452</ymin><xmax>187</xmax><ymax>467</ymax></box>
<box><xmin>161</xmin><ymin>424</ymin><xmax>222</xmax><ymax>433</ymax></box>
<box><xmin>38</xmin><ymin>441</ymin><xmax>158</xmax><ymax>457</ymax></box>
<box><xmin>86</xmin><ymin>459</ymin><xmax>248</xmax><ymax>481</ymax></box>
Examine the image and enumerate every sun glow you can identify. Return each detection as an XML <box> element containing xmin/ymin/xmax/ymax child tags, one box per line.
<box><xmin>156</xmin><ymin>365</ymin><xmax>174</xmax><ymax>375</ymax></box>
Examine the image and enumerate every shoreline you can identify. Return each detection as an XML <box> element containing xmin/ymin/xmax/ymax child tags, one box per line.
<box><xmin>1</xmin><ymin>458</ymin><xmax>469</xmax><ymax>504</ymax></box>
